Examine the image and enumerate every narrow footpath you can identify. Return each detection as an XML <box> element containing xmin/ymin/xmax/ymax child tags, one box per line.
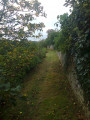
<box><xmin>7</xmin><ymin>50</ymin><xmax>86</xmax><ymax>120</ymax></box>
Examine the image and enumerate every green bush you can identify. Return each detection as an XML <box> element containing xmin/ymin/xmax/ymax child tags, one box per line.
<box><xmin>0</xmin><ymin>39</ymin><xmax>46</xmax><ymax>108</ymax></box>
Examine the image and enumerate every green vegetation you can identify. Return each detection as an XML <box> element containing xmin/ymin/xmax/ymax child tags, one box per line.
<box><xmin>0</xmin><ymin>0</ymin><xmax>46</xmax><ymax>40</ymax></box>
<box><xmin>0</xmin><ymin>0</ymin><xmax>89</xmax><ymax>119</ymax></box>
<box><xmin>0</xmin><ymin>39</ymin><xmax>47</xmax><ymax>118</ymax></box>
<box><xmin>2</xmin><ymin>51</ymin><xmax>86</xmax><ymax>120</ymax></box>
<box><xmin>0</xmin><ymin>0</ymin><xmax>47</xmax><ymax>118</ymax></box>
<box><xmin>45</xmin><ymin>29</ymin><xmax>59</xmax><ymax>46</ymax></box>
<box><xmin>45</xmin><ymin>0</ymin><xmax>90</xmax><ymax>105</ymax></box>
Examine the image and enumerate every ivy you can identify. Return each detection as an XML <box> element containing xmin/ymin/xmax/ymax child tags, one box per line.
<box><xmin>45</xmin><ymin>0</ymin><xmax>90</xmax><ymax>105</ymax></box>
<box><xmin>64</xmin><ymin>0</ymin><xmax>90</xmax><ymax>104</ymax></box>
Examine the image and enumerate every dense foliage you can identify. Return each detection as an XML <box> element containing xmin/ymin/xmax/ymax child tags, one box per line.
<box><xmin>45</xmin><ymin>0</ymin><xmax>90</xmax><ymax>105</ymax></box>
<box><xmin>45</xmin><ymin>29</ymin><xmax>59</xmax><ymax>47</ymax></box>
<box><xmin>0</xmin><ymin>0</ymin><xmax>47</xmax><ymax>118</ymax></box>
<box><xmin>0</xmin><ymin>39</ymin><xmax>46</xmax><ymax>113</ymax></box>
<box><xmin>0</xmin><ymin>0</ymin><xmax>46</xmax><ymax>40</ymax></box>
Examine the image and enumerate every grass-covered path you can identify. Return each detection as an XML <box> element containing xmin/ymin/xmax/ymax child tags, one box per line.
<box><xmin>6</xmin><ymin>50</ymin><xmax>86</xmax><ymax>120</ymax></box>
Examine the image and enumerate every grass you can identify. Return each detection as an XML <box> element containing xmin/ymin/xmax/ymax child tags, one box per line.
<box><xmin>2</xmin><ymin>50</ymin><xmax>86</xmax><ymax>120</ymax></box>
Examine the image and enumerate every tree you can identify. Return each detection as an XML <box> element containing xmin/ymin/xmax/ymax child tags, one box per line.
<box><xmin>46</xmin><ymin>29</ymin><xmax>57</xmax><ymax>46</ymax></box>
<box><xmin>55</xmin><ymin>13</ymin><xmax>68</xmax><ymax>29</ymax></box>
<box><xmin>45</xmin><ymin>29</ymin><xmax>60</xmax><ymax>48</ymax></box>
<box><xmin>0</xmin><ymin>0</ymin><xmax>46</xmax><ymax>40</ymax></box>
<box><xmin>54</xmin><ymin>0</ymin><xmax>90</xmax><ymax>103</ymax></box>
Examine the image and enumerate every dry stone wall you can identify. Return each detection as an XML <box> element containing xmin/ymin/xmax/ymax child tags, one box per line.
<box><xmin>47</xmin><ymin>45</ymin><xmax>54</xmax><ymax>50</ymax></box>
<box><xmin>57</xmin><ymin>51</ymin><xmax>90</xmax><ymax>119</ymax></box>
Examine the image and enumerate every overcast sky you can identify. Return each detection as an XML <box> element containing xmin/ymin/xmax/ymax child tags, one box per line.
<box><xmin>29</xmin><ymin>0</ymin><xmax>70</xmax><ymax>41</ymax></box>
